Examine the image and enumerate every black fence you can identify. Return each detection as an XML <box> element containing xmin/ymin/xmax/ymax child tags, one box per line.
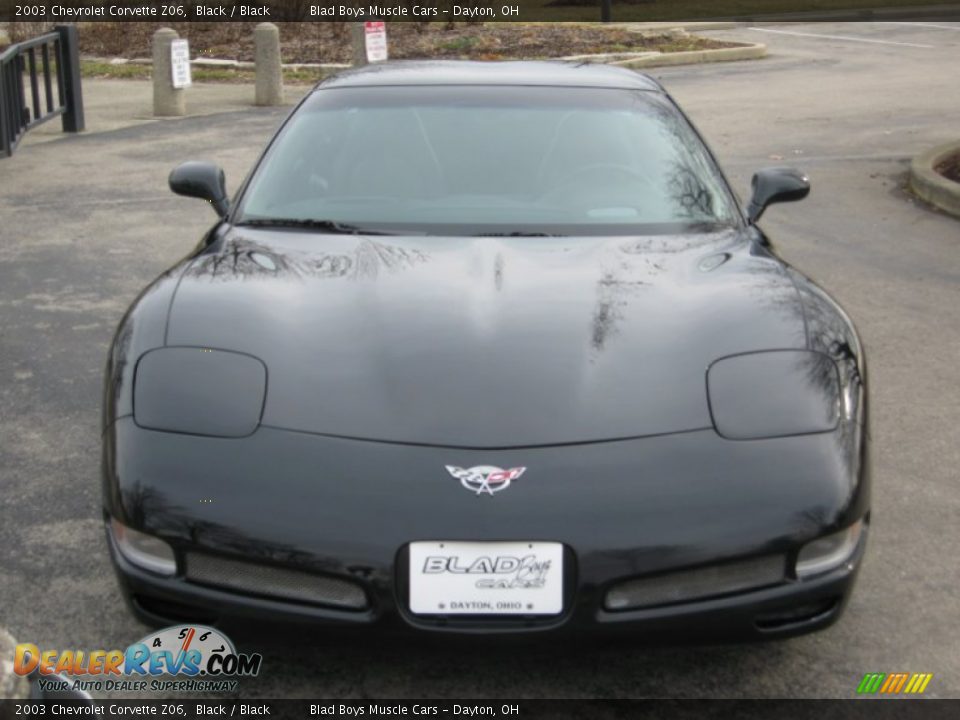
<box><xmin>0</xmin><ymin>25</ymin><xmax>84</xmax><ymax>158</ymax></box>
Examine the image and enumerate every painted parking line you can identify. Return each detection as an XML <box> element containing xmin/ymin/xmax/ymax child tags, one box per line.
<box><xmin>747</xmin><ymin>27</ymin><xmax>935</xmax><ymax>48</ymax></box>
<box><xmin>885</xmin><ymin>22</ymin><xmax>960</xmax><ymax>31</ymax></box>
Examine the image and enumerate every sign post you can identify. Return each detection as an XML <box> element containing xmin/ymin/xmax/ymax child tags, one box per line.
<box><xmin>152</xmin><ymin>28</ymin><xmax>186</xmax><ymax>116</ymax></box>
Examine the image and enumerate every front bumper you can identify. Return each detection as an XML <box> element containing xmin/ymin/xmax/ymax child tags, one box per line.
<box><xmin>103</xmin><ymin>419</ymin><xmax>869</xmax><ymax>641</ymax></box>
<box><xmin>106</xmin><ymin>515</ymin><xmax>867</xmax><ymax>642</ymax></box>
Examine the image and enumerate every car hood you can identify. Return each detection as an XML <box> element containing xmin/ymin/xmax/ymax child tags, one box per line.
<box><xmin>166</xmin><ymin>228</ymin><xmax>806</xmax><ymax>448</ymax></box>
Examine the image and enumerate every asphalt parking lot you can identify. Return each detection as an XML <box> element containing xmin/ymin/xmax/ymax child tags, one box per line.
<box><xmin>1</xmin><ymin>22</ymin><xmax>958</xmax><ymax>699</ymax></box>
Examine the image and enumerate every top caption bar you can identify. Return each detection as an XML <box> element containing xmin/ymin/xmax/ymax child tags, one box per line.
<box><xmin>2</xmin><ymin>1</ymin><xmax>960</xmax><ymax>24</ymax></box>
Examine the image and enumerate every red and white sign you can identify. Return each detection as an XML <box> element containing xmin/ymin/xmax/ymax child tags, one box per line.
<box><xmin>364</xmin><ymin>22</ymin><xmax>388</xmax><ymax>64</ymax></box>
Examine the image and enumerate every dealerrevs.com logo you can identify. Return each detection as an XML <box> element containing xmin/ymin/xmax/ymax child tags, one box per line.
<box><xmin>14</xmin><ymin>625</ymin><xmax>262</xmax><ymax>693</ymax></box>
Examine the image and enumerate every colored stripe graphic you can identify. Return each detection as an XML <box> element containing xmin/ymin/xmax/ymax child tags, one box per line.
<box><xmin>857</xmin><ymin>673</ymin><xmax>885</xmax><ymax>694</ymax></box>
<box><xmin>858</xmin><ymin>672</ymin><xmax>933</xmax><ymax>695</ymax></box>
<box><xmin>905</xmin><ymin>674</ymin><xmax>934</xmax><ymax>694</ymax></box>
<box><xmin>881</xmin><ymin>673</ymin><xmax>909</xmax><ymax>693</ymax></box>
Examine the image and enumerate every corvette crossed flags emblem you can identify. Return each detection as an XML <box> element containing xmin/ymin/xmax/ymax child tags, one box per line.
<box><xmin>445</xmin><ymin>465</ymin><xmax>527</xmax><ymax>496</ymax></box>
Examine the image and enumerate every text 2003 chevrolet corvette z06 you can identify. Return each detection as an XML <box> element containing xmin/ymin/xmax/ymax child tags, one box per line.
<box><xmin>102</xmin><ymin>61</ymin><xmax>869</xmax><ymax>639</ymax></box>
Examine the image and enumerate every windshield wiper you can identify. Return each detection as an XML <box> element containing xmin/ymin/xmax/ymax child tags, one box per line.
<box><xmin>235</xmin><ymin>218</ymin><xmax>396</xmax><ymax>235</ymax></box>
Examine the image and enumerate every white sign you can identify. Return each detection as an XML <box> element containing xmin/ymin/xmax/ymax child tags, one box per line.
<box><xmin>408</xmin><ymin>541</ymin><xmax>564</xmax><ymax>615</ymax></box>
<box><xmin>364</xmin><ymin>21</ymin><xmax>388</xmax><ymax>64</ymax></box>
<box><xmin>170</xmin><ymin>39</ymin><xmax>192</xmax><ymax>89</ymax></box>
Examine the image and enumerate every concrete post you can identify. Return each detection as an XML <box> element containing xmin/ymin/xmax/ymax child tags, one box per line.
<box><xmin>350</xmin><ymin>23</ymin><xmax>367</xmax><ymax>67</ymax></box>
<box><xmin>152</xmin><ymin>27</ymin><xmax>186</xmax><ymax>117</ymax></box>
<box><xmin>254</xmin><ymin>23</ymin><xmax>283</xmax><ymax>106</ymax></box>
<box><xmin>0</xmin><ymin>627</ymin><xmax>29</xmax><ymax>700</ymax></box>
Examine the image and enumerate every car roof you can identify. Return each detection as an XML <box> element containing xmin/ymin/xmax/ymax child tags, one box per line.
<box><xmin>317</xmin><ymin>60</ymin><xmax>664</xmax><ymax>93</ymax></box>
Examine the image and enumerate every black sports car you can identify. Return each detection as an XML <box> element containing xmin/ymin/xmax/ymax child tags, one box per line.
<box><xmin>103</xmin><ymin>61</ymin><xmax>869</xmax><ymax>640</ymax></box>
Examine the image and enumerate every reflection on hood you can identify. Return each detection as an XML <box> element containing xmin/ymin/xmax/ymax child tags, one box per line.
<box><xmin>187</xmin><ymin>237</ymin><xmax>430</xmax><ymax>282</ymax></box>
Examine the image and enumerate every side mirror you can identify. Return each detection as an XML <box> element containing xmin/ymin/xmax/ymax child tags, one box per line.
<box><xmin>169</xmin><ymin>161</ymin><xmax>229</xmax><ymax>218</ymax></box>
<box><xmin>747</xmin><ymin>167</ymin><xmax>810</xmax><ymax>223</ymax></box>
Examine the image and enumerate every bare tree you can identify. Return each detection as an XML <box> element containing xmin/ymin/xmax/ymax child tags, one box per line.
<box><xmin>350</xmin><ymin>22</ymin><xmax>367</xmax><ymax>66</ymax></box>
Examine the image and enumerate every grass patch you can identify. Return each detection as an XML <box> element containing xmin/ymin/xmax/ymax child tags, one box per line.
<box><xmin>81</xmin><ymin>60</ymin><xmax>326</xmax><ymax>85</ymax></box>
<box><xmin>81</xmin><ymin>61</ymin><xmax>151</xmax><ymax>80</ymax></box>
<box><xmin>437</xmin><ymin>36</ymin><xmax>479</xmax><ymax>53</ymax></box>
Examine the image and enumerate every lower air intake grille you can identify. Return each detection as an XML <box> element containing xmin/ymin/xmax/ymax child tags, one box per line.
<box><xmin>185</xmin><ymin>553</ymin><xmax>368</xmax><ymax>611</ymax></box>
<box><xmin>605</xmin><ymin>554</ymin><xmax>786</xmax><ymax>611</ymax></box>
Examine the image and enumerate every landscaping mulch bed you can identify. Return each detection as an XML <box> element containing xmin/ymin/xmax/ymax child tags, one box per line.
<box><xmin>11</xmin><ymin>22</ymin><xmax>739</xmax><ymax>64</ymax></box>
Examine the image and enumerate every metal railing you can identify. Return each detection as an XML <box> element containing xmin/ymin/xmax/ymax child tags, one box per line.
<box><xmin>0</xmin><ymin>25</ymin><xmax>84</xmax><ymax>158</ymax></box>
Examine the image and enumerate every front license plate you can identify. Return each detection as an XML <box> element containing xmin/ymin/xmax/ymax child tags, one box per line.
<box><xmin>408</xmin><ymin>541</ymin><xmax>564</xmax><ymax>615</ymax></box>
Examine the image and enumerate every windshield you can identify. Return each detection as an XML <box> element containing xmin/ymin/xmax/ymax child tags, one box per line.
<box><xmin>237</xmin><ymin>85</ymin><xmax>741</xmax><ymax>236</ymax></box>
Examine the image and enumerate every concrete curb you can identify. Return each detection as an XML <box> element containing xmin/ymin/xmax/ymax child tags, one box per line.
<box><xmin>607</xmin><ymin>42</ymin><xmax>767</xmax><ymax>69</ymax></box>
<box><xmin>621</xmin><ymin>21</ymin><xmax>743</xmax><ymax>33</ymax></box>
<box><xmin>910</xmin><ymin>141</ymin><xmax>960</xmax><ymax>219</ymax></box>
<box><xmin>562</xmin><ymin>51</ymin><xmax>661</xmax><ymax>64</ymax></box>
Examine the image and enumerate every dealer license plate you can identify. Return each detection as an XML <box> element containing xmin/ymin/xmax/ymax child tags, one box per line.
<box><xmin>408</xmin><ymin>541</ymin><xmax>564</xmax><ymax>615</ymax></box>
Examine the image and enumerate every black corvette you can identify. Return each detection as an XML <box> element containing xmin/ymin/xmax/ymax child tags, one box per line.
<box><xmin>102</xmin><ymin>61</ymin><xmax>869</xmax><ymax>640</ymax></box>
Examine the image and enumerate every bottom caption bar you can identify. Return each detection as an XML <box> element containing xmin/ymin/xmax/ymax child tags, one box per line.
<box><xmin>0</xmin><ymin>700</ymin><xmax>958</xmax><ymax>720</ymax></box>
